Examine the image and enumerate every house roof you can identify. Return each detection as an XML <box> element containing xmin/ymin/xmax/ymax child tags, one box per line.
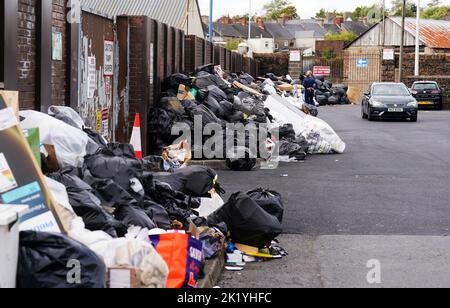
<box><xmin>390</xmin><ymin>17</ymin><xmax>450</xmax><ymax>49</ymax></box>
<box><xmin>232</xmin><ymin>24</ymin><xmax>272</xmax><ymax>39</ymax></box>
<box><xmin>340</xmin><ymin>21</ymin><xmax>370</xmax><ymax>36</ymax></box>
<box><xmin>212</xmin><ymin>23</ymin><xmax>243</xmax><ymax>38</ymax></box>
<box><xmin>265</xmin><ymin>23</ymin><xmax>295</xmax><ymax>39</ymax></box>
<box><xmin>323</xmin><ymin>23</ymin><xmax>341</xmax><ymax>34</ymax></box>
<box><xmin>285</xmin><ymin>23</ymin><xmax>326</xmax><ymax>39</ymax></box>
<box><xmin>80</xmin><ymin>0</ymin><xmax>196</xmax><ymax>29</ymax></box>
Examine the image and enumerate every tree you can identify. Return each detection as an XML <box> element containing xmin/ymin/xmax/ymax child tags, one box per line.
<box><xmin>316</xmin><ymin>9</ymin><xmax>326</xmax><ymax>19</ymax></box>
<box><xmin>263</xmin><ymin>0</ymin><xmax>297</xmax><ymax>20</ymax></box>
<box><xmin>325</xmin><ymin>31</ymin><xmax>358</xmax><ymax>41</ymax></box>
<box><xmin>225</xmin><ymin>38</ymin><xmax>241</xmax><ymax>51</ymax></box>
<box><xmin>280</xmin><ymin>5</ymin><xmax>298</xmax><ymax>19</ymax></box>
<box><xmin>428</xmin><ymin>0</ymin><xmax>442</xmax><ymax>8</ymax></box>
<box><xmin>421</xmin><ymin>5</ymin><xmax>450</xmax><ymax>19</ymax></box>
<box><xmin>391</xmin><ymin>0</ymin><xmax>416</xmax><ymax>17</ymax></box>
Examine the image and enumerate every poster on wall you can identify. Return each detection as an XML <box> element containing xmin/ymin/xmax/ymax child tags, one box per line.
<box><xmin>52</xmin><ymin>31</ymin><xmax>63</xmax><ymax>61</ymax></box>
<box><xmin>383</xmin><ymin>49</ymin><xmax>395</xmax><ymax>61</ymax></box>
<box><xmin>87</xmin><ymin>56</ymin><xmax>97</xmax><ymax>99</ymax></box>
<box><xmin>289</xmin><ymin>50</ymin><xmax>301</xmax><ymax>62</ymax></box>
<box><xmin>104</xmin><ymin>40</ymin><xmax>114</xmax><ymax>76</ymax></box>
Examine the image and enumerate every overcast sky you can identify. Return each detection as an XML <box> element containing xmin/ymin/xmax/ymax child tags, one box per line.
<box><xmin>198</xmin><ymin>0</ymin><xmax>449</xmax><ymax>20</ymax></box>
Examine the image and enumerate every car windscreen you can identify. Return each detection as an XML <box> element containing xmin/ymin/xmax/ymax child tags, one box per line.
<box><xmin>412</xmin><ymin>83</ymin><xmax>438</xmax><ymax>91</ymax></box>
<box><xmin>372</xmin><ymin>84</ymin><xmax>410</xmax><ymax>96</ymax></box>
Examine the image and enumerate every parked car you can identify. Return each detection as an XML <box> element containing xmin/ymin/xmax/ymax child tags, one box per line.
<box><xmin>362</xmin><ymin>83</ymin><xmax>418</xmax><ymax>122</ymax></box>
<box><xmin>411</xmin><ymin>81</ymin><xmax>443</xmax><ymax>110</ymax></box>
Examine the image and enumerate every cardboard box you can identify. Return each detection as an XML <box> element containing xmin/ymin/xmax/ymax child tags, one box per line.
<box><xmin>0</xmin><ymin>92</ymin><xmax>66</xmax><ymax>233</ymax></box>
<box><xmin>107</xmin><ymin>267</ymin><xmax>142</xmax><ymax>289</ymax></box>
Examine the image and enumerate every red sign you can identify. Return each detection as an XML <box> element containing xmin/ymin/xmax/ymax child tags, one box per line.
<box><xmin>313</xmin><ymin>66</ymin><xmax>331</xmax><ymax>76</ymax></box>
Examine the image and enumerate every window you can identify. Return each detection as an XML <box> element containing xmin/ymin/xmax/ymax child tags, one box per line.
<box><xmin>372</xmin><ymin>84</ymin><xmax>410</xmax><ymax>96</ymax></box>
<box><xmin>284</xmin><ymin>41</ymin><xmax>289</xmax><ymax>47</ymax></box>
<box><xmin>412</xmin><ymin>83</ymin><xmax>438</xmax><ymax>91</ymax></box>
<box><xmin>274</xmin><ymin>43</ymin><xmax>279</xmax><ymax>50</ymax></box>
<box><xmin>265</xmin><ymin>41</ymin><xmax>269</xmax><ymax>48</ymax></box>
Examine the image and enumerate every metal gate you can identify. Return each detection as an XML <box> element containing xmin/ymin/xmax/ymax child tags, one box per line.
<box><xmin>302</xmin><ymin>56</ymin><xmax>344</xmax><ymax>83</ymax></box>
<box><xmin>344</xmin><ymin>47</ymin><xmax>382</xmax><ymax>100</ymax></box>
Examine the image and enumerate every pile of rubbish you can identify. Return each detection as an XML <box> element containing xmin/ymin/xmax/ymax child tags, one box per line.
<box><xmin>148</xmin><ymin>65</ymin><xmax>346</xmax><ymax>169</ymax></box>
<box><xmin>0</xmin><ymin>99</ymin><xmax>287</xmax><ymax>288</ymax></box>
<box><xmin>314</xmin><ymin>77</ymin><xmax>351</xmax><ymax>106</ymax></box>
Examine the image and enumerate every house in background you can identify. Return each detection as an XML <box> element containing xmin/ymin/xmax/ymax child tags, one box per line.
<box><xmin>265</xmin><ymin>22</ymin><xmax>295</xmax><ymax>51</ymax></box>
<box><xmin>347</xmin><ymin>17</ymin><xmax>450</xmax><ymax>53</ymax></box>
<box><xmin>80</xmin><ymin>0</ymin><xmax>206</xmax><ymax>39</ymax></box>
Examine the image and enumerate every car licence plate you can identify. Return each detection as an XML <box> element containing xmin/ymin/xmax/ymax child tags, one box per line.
<box><xmin>388</xmin><ymin>108</ymin><xmax>403</xmax><ymax>112</ymax></box>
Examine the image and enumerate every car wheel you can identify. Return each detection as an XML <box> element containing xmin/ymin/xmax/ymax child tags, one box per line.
<box><xmin>367</xmin><ymin>110</ymin><xmax>374</xmax><ymax>121</ymax></box>
<box><xmin>362</xmin><ymin>107</ymin><xmax>368</xmax><ymax>119</ymax></box>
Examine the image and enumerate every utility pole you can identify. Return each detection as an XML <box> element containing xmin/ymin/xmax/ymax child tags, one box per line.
<box><xmin>382</xmin><ymin>0</ymin><xmax>386</xmax><ymax>46</ymax></box>
<box><xmin>398</xmin><ymin>0</ymin><xmax>406</xmax><ymax>82</ymax></box>
<box><xmin>248</xmin><ymin>0</ymin><xmax>252</xmax><ymax>41</ymax></box>
<box><xmin>209</xmin><ymin>0</ymin><xmax>213</xmax><ymax>42</ymax></box>
<box><xmin>414</xmin><ymin>0</ymin><xmax>421</xmax><ymax>76</ymax></box>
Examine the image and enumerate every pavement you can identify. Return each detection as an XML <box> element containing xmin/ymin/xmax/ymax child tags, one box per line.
<box><xmin>217</xmin><ymin>105</ymin><xmax>450</xmax><ymax>288</ymax></box>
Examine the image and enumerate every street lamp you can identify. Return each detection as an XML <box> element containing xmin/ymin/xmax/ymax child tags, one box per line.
<box><xmin>209</xmin><ymin>0</ymin><xmax>213</xmax><ymax>42</ymax></box>
<box><xmin>415</xmin><ymin>0</ymin><xmax>420</xmax><ymax>76</ymax></box>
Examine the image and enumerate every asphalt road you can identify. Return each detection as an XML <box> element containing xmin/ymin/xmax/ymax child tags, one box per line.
<box><xmin>218</xmin><ymin>105</ymin><xmax>450</xmax><ymax>288</ymax></box>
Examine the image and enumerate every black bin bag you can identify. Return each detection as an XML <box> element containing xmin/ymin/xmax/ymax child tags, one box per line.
<box><xmin>246</xmin><ymin>188</ymin><xmax>284</xmax><ymax>223</ymax></box>
<box><xmin>17</xmin><ymin>231</ymin><xmax>106</xmax><ymax>288</ymax></box>
<box><xmin>207</xmin><ymin>192</ymin><xmax>282</xmax><ymax>248</ymax></box>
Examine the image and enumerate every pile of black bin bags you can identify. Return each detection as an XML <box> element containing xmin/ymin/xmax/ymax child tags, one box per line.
<box><xmin>45</xmin><ymin>136</ymin><xmax>226</xmax><ymax>238</ymax></box>
<box><xmin>314</xmin><ymin>77</ymin><xmax>350</xmax><ymax>106</ymax></box>
<box><xmin>207</xmin><ymin>188</ymin><xmax>284</xmax><ymax>248</ymax></box>
<box><xmin>148</xmin><ymin>65</ymin><xmax>273</xmax><ymax>171</ymax></box>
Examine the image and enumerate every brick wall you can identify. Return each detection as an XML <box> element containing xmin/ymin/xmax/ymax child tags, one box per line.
<box><xmin>16</xmin><ymin>0</ymin><xmax>68</xmax><ymax>110</ymax></box>
<box><xmin>315</xmin><ymin>40</ymin><xmax>349</xmax><ymax>58</ymax></box>
<box><xmin>17</xmin><ymin>0</ymin><xmax>37</xmax><ymax>110</ymax></box>
<box><xmin>254</xmin><ymin>53</ymin><xmax>289</xmax><ymax>76</ymax></box>
<box><xmin>128</xmin><ymin>17</ymin><xmax>145</xmax><ymax>134</ymax></box>
<box><xmin>51</xmin><ymin>0</ymin><xmax>67</xmax><ymax>106</ymax></box>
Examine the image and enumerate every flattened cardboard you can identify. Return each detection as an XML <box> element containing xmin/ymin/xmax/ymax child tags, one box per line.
<box><xmin>0</xmin><ymin>92</ymin><xmax>66</xmax><ymax>233</ymax></box>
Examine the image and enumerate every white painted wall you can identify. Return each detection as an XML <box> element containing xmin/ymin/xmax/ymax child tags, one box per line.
<box><xmin>183</xmin><ymin>0</ymin><xmax>206</xmax><ymax>39</ymax></box>
<box><xmin>247</xmin><ymin>38</ymin><xmax>275</xmax><ymax>53</ymax></box>
<box><xmin>295</xmin><ymin>38</ymin><xmax>323</xmax><ymax>52</ymax></box>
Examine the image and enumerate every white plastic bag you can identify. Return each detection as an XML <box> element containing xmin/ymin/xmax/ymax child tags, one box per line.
<box><xmin>198</xmin><ymin>193</ymin><xmax>224</xmax><ymax>218</ymax></box>
<box><xmin>265</xmin><ymin>95</ymin><xmax>346</xmax><ymax>154</ymax></box>
<box><xmin>20</xmin><ymin>110</ymin><xmax>90</xmax><ymax>168</ymax></box>
<box><xmin>69</xmin><ymin>221</ymin><xmax>169</xmax><ymax>288</ymax></box>
<box><xmin>48</xmin><ymin>106</ymin><xmax>85</xmax><ymax>130</ymax></box>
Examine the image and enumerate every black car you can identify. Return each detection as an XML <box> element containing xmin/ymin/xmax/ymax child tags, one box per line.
<box><xmin>411</xmin><ymin>81</ymin><xmax>443</xmax><ymax>110</ymax></box>
<box><xmin>362</xmin><ymin>83</ymin><xmax>418</xmax><ymax>122</ymax></box>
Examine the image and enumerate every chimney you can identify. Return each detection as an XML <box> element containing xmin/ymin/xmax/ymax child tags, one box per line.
<box><xmin>326</xmin><ymin>12</ymin><xmax>336</xmax><ymax>24</ymax></box>
<box><xmin>343</xmin><ymin>12</ymin><xmax>352</xmax><ymax>21</ymax></box>
<box><xmin>334</xmin><ymin>16</ymin><xmax>344</xmax><ymax>27</ymax></box>
<box><xmin>359</xmin><ymin>16</ymin><xmax>368</xmax><ymax>26</ymax></box>
<box><xmin>316</xmin><ymin>18</ymin><xmax>325</xmax><ymax>27</ymax></box>
<box><xmin>219</xmin><ymin>16</ymin><xmax>233</xmax><ymax>25</ymax></box>
<box><xmin>256</xmin><ymin>17</ymin><xmax>265</xmax><ymax>29</ymax></box>
<box><xmin>238</xmin><ymin>18</ymin><xmax>247</xmax><ymax>26</ymax></box>
<box><xmin>282</xmin><ymin>15</ymin><xmax>292</xmax><ymax>25</ymax></box>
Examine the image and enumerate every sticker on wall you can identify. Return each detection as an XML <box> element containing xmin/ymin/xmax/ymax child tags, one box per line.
<box><xmin>105</xmin><ymin>76</ymin><xmax>112</xmax><ymax>97</ymax></box>
<box><xmin>104</xmin><ymin>40</ymin><xmax>114</xmax><ymax>76</ymax></box>
<box><xmin>96</xmin><ymin>110</ymin><xmax>102</xmax><ymax>133</ymax></box>
<box><xmin>0</xmin><ymin>153</ymin><xmax>18</xmax><ymax>194</ymax></box>
<box><xmin>101</xmin><ymin>108</ymin><xmax>109</xmax><ymax>138</ymax></box>
<box><xmin>87</xmin><ymin>56</ymin><xmax>97</xmax><ymax>99</ymax></box>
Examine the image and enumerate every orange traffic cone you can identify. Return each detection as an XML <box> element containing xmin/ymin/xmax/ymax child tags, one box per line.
<box><xmin>130</xmin><ymin>113</ymin><xmax>142</xmax><ymax>159</ymax></box>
